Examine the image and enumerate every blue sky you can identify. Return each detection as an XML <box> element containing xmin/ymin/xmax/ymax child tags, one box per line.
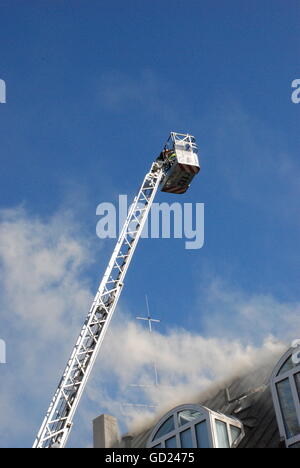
<box><xmin>0</xmin><ymin>0</ymin><xmax>299</xmax><ymax>448</ymax></box>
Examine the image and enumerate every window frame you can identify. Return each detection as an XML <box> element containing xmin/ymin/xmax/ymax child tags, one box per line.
<box><xmin>147</xmin><ymin>404</ymin><xmax>244</xmax><ymax>449</ymax></box>
<box><xmin>210</xmin><ymin>412</ymin><xmax>244</xmax><ymax>449</ymax></box>
<box><xmin>271</xmin><ymin>348</ymin><xmax>300</xmax><ymax>448</ymax></box>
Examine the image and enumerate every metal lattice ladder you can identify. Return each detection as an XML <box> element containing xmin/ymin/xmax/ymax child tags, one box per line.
<box><xmin>33</xmin><ymin>163</ymin><xmax>164</xmax><ymax>448</ymax></box>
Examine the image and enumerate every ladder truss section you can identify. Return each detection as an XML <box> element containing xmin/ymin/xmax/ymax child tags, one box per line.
<box><xmin>33</xmin><ymin>163</ymin><xmax>164</xmax><ymax>448</ymax></box>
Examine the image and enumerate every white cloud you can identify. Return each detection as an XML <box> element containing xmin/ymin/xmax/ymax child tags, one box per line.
<box><xmin>0</xmin><ymin>206</ymin><xmax>95</xmax><ymax>447</ymax></box>
<box><xmin>0</xmin><ymin>207</ymin><xmax>93</xmax><ymax>338</ymax></box>
<box><xmin>198</xmin><ymin>276</ymin><xmax>300</xmax><ymax>343</ymax></box>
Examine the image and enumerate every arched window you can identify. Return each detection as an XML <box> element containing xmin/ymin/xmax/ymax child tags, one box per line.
<box><xmin>147</xmin><ymin>404</ymin><xmax>244</xmax><ymax>449</ymax></box>
<box><xmin>271</xmin><ymin>346</ymin><xmax>300</xmax><ymax>448</ymax></box>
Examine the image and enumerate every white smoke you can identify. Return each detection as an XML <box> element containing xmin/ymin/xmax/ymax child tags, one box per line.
<box><xmin>86</xmin><ymin>318</ymin><xmax>286</xmax><ymax>435</ymax></box>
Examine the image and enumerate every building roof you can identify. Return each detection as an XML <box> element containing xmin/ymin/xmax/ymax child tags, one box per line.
<box><xmin>117</xmin><ymin>355</ymin><xmax>283</xmax><ymax>449</ymax></box>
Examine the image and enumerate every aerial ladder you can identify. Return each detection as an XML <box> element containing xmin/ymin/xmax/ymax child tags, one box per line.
<box><xmin>33</xmin><ymin>132</ymin><xmax>200</xmax><ymax>448</ymax></box>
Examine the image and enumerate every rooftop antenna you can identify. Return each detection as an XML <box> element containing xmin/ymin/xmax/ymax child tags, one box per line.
<box><xmin>121</xmin><ymin>295</ymin><xmax>161</xmax><ymax>414</ymax></box>
<box><xmin>136</xmin><ymin>294</ymin><xmax>161</xmax><ymax>386</ymax></box>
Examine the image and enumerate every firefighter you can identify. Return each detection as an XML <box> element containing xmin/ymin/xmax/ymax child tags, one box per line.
<box><xmin>168</xmin><ymin>150</ymin><xmax>176</xmax><ymax>162</ymax></box>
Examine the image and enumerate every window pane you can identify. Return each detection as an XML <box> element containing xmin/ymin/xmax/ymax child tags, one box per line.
<box><xmin>215</xmin><ymin>420</ymin><xmax>230</xmax><ymax>448</ymax></box>
<box><xmin>180</xmin><ymin>428</ymin><xmax>193</xmax><ymax>448</ymax></box>
<box><xmin>277</xmin><ymin>379</ymin><xmax>300</xmax><ymax>439</ymax></box>
<box><xmin>153</xmin><ymin>416</ymin><xmax>175</xmax><ymax>441</ymax></box>
<box><xmin>178</xmin><ymin>409</ymin><xmax>204</xmax><ymax>426</ymax></box>
<box><xmin>289</xmin><ymin>442</ymin><xmax>300</xmax><ymax>448</ymax></box>
<box><xmin>230</xmin><ymin>425</ymin><xmax>242</xmax><ymax>445</ymax></box>
<box><xmin>278</xmin><ymin>356</ymin><xmax>295</xmax><ymax>376</ymax></box>
<box><xmin>195</xmin><ymin>421</ymin><xmax>210</xmax><ymax>448</ymax></box>
<box><xmin>153</xmin><ymin>443</ymin><xmax>162</xmax><ymax>448</ymax></box>
<box><xmin>165</xmin><ymin>436</ymin><xmax>177</xmax><ymax>448</ymax></box>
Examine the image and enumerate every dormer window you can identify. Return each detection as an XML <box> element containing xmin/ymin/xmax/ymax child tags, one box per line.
<box><xmin>271</xmin><ymin>346</ymin><xmax>300</xmax><ymax>448</ymax></box>
<box><xmin>147</xmin><ymin>404</ymin><xmax>244</xmax><ymax>449</ymax></box>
